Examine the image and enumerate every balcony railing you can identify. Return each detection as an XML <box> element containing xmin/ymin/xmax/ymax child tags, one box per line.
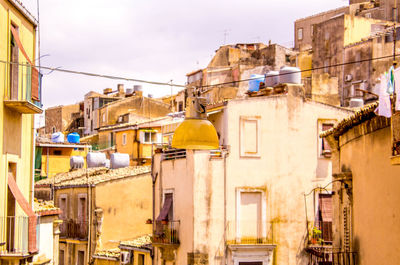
<box><xmin>60</xmin><ymin>219</ymin><xmax>88</xmax><ymax>240</ymax></box>
<box><xmin>0</xmin><ymin>216</ymin><xmax>29</xmax><ymax>255</ymax></box>
<box><xmin>307</xmin><ymin>246</ymin><xmax>357</xmax><ymax>265</ymax></box>
<box><xmin>3</xmin><ymin>63</ymin><xmax>43</xmax><ymax>114</ymax></box>
<box><xmin>226</xmin><ymin>221</ymin><xmax>274</xmax><ymax>245</ymax></box>
<box><xmin>152</xmin><ymin>220</ymin><xmax>180</xmax><ymax>245</ymax></box>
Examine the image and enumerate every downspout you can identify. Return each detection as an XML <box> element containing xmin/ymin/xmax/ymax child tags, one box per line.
<box><xmin>223</xmin><ymin>150</ymin><xmax>228</xmax><ymax>265</ymax></box>
<box><xmin>86</xmin><ymin>162</ymin><xmax>92</xmax><ymax>264</ymax></box>
<box><xmin>31</xmin><ymin>117</ymin><xmax>36</xmax><ymax>205</ymax></box>
<box><xmin>151</xmin><ymin>153</ymin><xmax>158</xmax><ymax>265</ymax></box>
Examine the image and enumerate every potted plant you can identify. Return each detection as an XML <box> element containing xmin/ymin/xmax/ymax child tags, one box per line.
<box><xmin>145</xmin><ymin>218</ymin><xmax>153</xmax><ymax>224</ymax></box>
<box><xmin>310</xmin><ymin>227</ymin><xmax>322</xmax><ymax>245</ymax></box>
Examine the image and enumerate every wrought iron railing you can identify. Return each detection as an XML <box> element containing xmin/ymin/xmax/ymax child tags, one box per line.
<box><xmin>0</xmin><ymin>216</ymin><xmax>29</xmax><ymax>255</ymax></box>
<box><xmin>60</xmin><ymin>219</ymin><xmax>88</xmax><ymax>240</ymax></box>
<box><xmin>307</xmin><ymin>247</ymin><xmax>357</xmax><ymax>265</ymax></box>
<box><xmin>152</xmin><ymin>220</ymin><xmax>180</xmax><ymax>245</ymax></box>
<box><xmin>226</xmin><ymin>221</ymin><xmax>274</xmax><ymax>245</ymax></box>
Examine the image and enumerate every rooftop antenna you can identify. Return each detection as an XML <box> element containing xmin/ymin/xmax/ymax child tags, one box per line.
<box><xmin>222</xmin><ymin>29</ymin><xmax>231</xmax><ymax>45</ymax></box>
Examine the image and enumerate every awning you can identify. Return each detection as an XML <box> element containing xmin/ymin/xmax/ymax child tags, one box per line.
<box><xmin>319</xmin><ymin>194</ymin><xmax>332</xmax><ymax>222</ymax></box>
<box><xmin>8</xmin><ymin>173</ymin><xmax>37</xmax><ymax>253</ymax></box>
<box><xmin>156</xmin><ymin>196</ymin><xmax>172</xmax><ymax>221</ymax></box>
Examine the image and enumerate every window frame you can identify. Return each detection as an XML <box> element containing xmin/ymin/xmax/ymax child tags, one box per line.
<box><xmin>122</xmin><ymin>133</ymin><xmax>127</xmax><ymax>146</ymax></box>
<box><xmin>318</xmin><ymin>120</ymin><xmax>335</xmax><ymax>158</ymax></box>
<box><xmin>235</xmin><ymin>188</ymin><xmax>267</xmax><ymax>243</ymax></box>
<box><xmin>298</xmin><ymin>28</ymin><xmax>303</xmax><ymax>40</ymax></box>
<box><xmin>239</xmin><ymin>116</ymin><xmax>261</xmax><ymax>158</ymax></box>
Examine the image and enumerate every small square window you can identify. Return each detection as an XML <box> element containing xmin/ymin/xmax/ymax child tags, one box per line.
<box><xmin>321</xmin><ymin>123</ymin><xmax>334</xmax><ymax>157</ymax></box>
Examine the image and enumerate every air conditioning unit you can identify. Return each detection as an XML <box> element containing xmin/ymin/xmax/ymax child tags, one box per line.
<box><xmin>120</xmin><ymin>251</ymin><xmax>131</xmax><ymax>265</ymax></box>
<box><xmin>345</xmin><ymin>74</ymin><xmax>353</xmax><ymax>82</ymax></box>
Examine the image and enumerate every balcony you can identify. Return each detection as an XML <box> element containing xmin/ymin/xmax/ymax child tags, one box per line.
<box><xmin>152</xmin><ymin>220</ymin><xmax>180</xmax><ymax>261</ymax></box>
<box><xmin>306</xmin><ymin>247</ymin><xmax>357</xmax><ymax>265</ymax></box>
<box><xmin>226</xmin><ymin>221</ymin><xmax>274</xmax><ymax>245</ymax></box>
<box><xmin>60</xmin><ymin>219</ymin><xmax>88</xmax><ymax>240</ymax></box>
<box><xmin>4</xmin><ymin>63</ymin><xmax>43</xmax><ymax>114</ymax></box>
<box><xmin>152</xmin><ymin>220</ymin><xmax>180</xmax><ymax>246</ymax></box>
<box><xmin>0</xmin><ymin>216</ymin><xmax>30</xmax><ymax>257</ymax></box>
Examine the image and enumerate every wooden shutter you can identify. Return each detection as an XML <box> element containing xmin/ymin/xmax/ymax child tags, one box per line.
<box><xmin>322</xmin><ymin>124</ymin><xmax>334</xmax><ymax>152</ymax></box>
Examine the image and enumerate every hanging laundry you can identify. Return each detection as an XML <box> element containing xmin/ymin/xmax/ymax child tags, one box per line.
<box><xmin>387</xmin><ymin>66</ymin><xmax>395</xmax><ymax>95</ymax></box>
<box><xmin>378</xmin><ymin>74</ymin><xmax>392</xmax><ymax>118</ymax></box>
<box><xmin>394</xmin><ymin>67</ymin><xmax>400</xmax><ymax>111</ymax></box>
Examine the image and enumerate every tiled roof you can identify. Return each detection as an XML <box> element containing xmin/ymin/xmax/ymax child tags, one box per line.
<box><xmin>34</xmin><ymin>199</ymin><xmax>61</xmax><ymax>216</ymax></box>
<box><xmin>35</xmin><ymin>166</ymin><xmax>151</xmax><ymax>187</ymax></box>
<box><xmin>120</xmin><ymin>234</ymin><xmax>152</xmax><ymax>248</ymax></box>
<box><xmin>94</xmin><ymin>248</ymin><xmax>121</xmax><ymax>259</ymax></box>
<box><xmin>98</xmin><ymin>117</ymin><xmax>172</xmax><ymax>132</ymax></box>
<box><xmin>320</xmin><ymin>101</ymin><xmax>379</xmax><ymax>139</ymax></box>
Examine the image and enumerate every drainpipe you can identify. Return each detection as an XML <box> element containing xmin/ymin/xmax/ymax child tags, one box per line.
<box><xmin>31</xmin><ymin>118</ymin><xmax>36</xmax><ymax>204</ymax></box>
<box><xmin>151</xmin><ymin>153</ymin><xmax>158</xmax><ymax>265</ymax></box>
<box><xmin>223</xmin><ymin>149</ymin><xmax>228</xmax><ymax>265</ymax></box>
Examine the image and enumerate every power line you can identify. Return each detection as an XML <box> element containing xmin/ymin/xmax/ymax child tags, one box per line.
<box><xmin>0</xmin><ymin>59</ymin><xmax>186</xmax><ymax>88</ymax></box>
<box><xmin>199</xmin><ymin>53</ymin><xmax>400</xmax><ymax>91</ymax></box>
<box><xmin>1</xmin><ymin>52</ymin><xmax>399</xmax><ymax>91</ymax></box>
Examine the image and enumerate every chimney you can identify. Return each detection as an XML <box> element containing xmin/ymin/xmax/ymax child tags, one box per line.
<box><xmin>103</xmin><ymin>88</ymin><xmax>112</xmax><ymax>95</ymax></box>
<box><xmin>117</xmin><ymin>84</ymin><xmax>125</xmax><ymax>97</ymax></box>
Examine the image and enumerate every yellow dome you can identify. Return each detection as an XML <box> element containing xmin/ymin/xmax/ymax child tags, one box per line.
<box><xmin>172</xmin><ymin>118</ymin><xmax>219</xmax><ymax>150</ymax></box>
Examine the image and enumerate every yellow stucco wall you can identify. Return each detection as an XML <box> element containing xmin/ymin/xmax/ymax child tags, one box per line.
<box><xmin>95</xmin><ymin>174</ymin><xmax>152</xmax><ymax>249</ymax></box>
<box><xmin>297</xmin><ymin>50</ymin><xmax>312</xmax><ymax>78</ymax></box>
<box><xmin>343</xmin><ymin>15</ymin><xmax>382</xmax><ymax>46</ymax></box>
<box><xmin>40</xmin><ymin>146</ymin><xmax>88</xmax><ymax>178</ymax></box>
<box><xmin>337</xmin><ymin>125</ymin><xmax>400</xmax><ymax>265</ymax></box>
<box><xmin>0</xmin><ymin>0</ymin><xmax>37</xmax><ymax>251</ymax></box>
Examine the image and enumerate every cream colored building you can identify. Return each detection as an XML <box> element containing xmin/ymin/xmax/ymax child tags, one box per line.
<box><xmin>152</xmin><ymin>84</ymin><xmax>353</xmax><ymax>265</ymax></box>
<box><xmin>321</xmin><ymin>102</ymin><xmax>400</xmax><ymax>265</ymax></box>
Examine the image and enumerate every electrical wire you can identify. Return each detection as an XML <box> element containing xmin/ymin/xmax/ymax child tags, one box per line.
<box><xmin>199</xmin><ymin>53</ymin><xmax>400</xmax><ymax>92</ymax></box>
<box><xmin>1</xmin><ymin>52</ymin><xmax>399</xmax><ymax>91</ymax></box>
<box><xmin>0</xmin><ymin>59</ymin><xmax>186</xmax><ymax>88</ymax></box>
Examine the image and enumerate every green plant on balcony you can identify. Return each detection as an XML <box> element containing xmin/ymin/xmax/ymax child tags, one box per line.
<box><xmin>310</xmin><ymin>227</ymin><xmax>323</xmax><ymax>245</ymax></box>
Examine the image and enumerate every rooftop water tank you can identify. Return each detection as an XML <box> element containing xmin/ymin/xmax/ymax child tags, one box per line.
<box><xmin>126</xmin><ymin>88</ymin><xmax>134</xmax><ymax>95</ymax></box>
<box><xmin>248</xmin><ymin>74</ymin><xmax>265</xmax><ymax>92</ymax></box>
<box><xmin>133</xmin><ymin>85</ymin><xmax>143</xmax><ymax>92</ymax></box>
<box><xmin>70</xmin><ymin>156</ymin><xmax>84</xmax><ymax>170</ymax></box>
<box><xmin>51</xmin><ymin>132</ymin><xmax>64</xmax><ymax>143</ymax></box>
<box><xmin>110</xmin><ymin>153</ymin><xmax>130</xmax><ymax>169</ymax></box>
<box><xmin>67</xmin><ymin>132</ymin><xmax>80</xmax><ymax>143</ymax></box>
<box><xmin>87</xmin><ymin>152</ymin><xmax>106</xmax><ymax>168</ymax></box>
<box><xmin>279</xmin><ymin>66</ymin><xmax>301</xmax><ymax>84</ymax></box>
<box><xmin>265</xmin><ymin>71</ymin><xmax>279</xmax><ymax>87</ymax></box>
<box><xmin>349</xmin><ymin>98</ymin><xmax>364</xmax><ymax>108</ymax></box>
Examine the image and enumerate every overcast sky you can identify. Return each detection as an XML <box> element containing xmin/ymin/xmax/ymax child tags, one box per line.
<box><xmin>21</xmin><ymin>0</ymin><xmax>348</xmax><ymax>109</ymax></box>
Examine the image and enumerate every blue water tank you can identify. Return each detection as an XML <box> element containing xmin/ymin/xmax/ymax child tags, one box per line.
<box><xmin>67</xmin><ymin>132</ymin><xmax>80</xmax><ymax>143</ymax></box>
<box><xmin>51</xmin><ymin>132</ymin><xmax>64</xmax><ymax>143</ymax></box>
<box><xmin>248</xmin><ymin>74</ymin><xmax>265</xmax><ymax>92</ymax></box>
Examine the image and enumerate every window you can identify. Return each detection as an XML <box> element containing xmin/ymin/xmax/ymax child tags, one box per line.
<box><xmin>52</xmin><ymin>127</ymin><xmax>56</xmax><ymax>134</ymax></box>
<box><xmin>142</xmin><ymin>131</ymin><xmax>159</xmax><ymax>144</ymax></box>
<box><xmin>58</xmin><ymin>195</ymin><xmax>68</xmax><ymax>220</ymax></box>
<box><xmin>59</xmin><ymin>250</ymin><xmax>65</xmax><ymax>265</ymax></box>
<box><xmin>109</xmin><ymin>132</ymin><xmax>114</xmax><ymax>146</ymax></box>
<box><xmin>239</xmin><ymin>116</ymin><xmax>261</xmax><ymax>157</ymax></box>
<box><xmin>53</xmin><ymin>150</ymin><xmax>62</xmax><ymax>156</ymax></box>
<box><xmin>138</xmin><ymin>254</ymin><xmax>145</xmax><ymax>265</ymax></box>
<box><xmin>365</xmin><ymin>13</ymin><xmax>371</xmax><ymax>18</ymax></box>
<box><xmin>122</xmin><ymin>133</ymin><xmax>127</xmax><ymax>146</ymax></box>
<box><xmin>310</xmin><ymin>24</ymin><xmax>315</xmax><ymax>37</ymax></box>
<box><xmin>102</xmin><ymin>113</ymin><xmax>106</xmax><ymax>123</ymax></box>
<box><xmin>77</xmin><ymin>251</ymin><xmax>85</xmax><ymax>265</ymax></box>
<box><xmin>298</xmin><ymin>28</ymin><xmax>303</xmax><ymax>40</ymax></box>
<box><xmin>320</xmin><ymin>123</ymin><xmax>334</xmax><ymax>157</ymax></box>
<box><xmin>78</xmin><ymin>194</ymin><xmax>87</xmax><ymax>223</ymax></box>
<box><xmin>156</xmin><ymin>191</ymin><xmax>173</xmax><ymax>222</ymax></box>
<box><xmin>178</xmin><ymin>102</ymin><xmax>183</xmax><ymax>112</ymax></box>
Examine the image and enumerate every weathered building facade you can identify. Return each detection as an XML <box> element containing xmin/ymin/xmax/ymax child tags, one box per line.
<box><xmin>152</xmin><ymin>84</ymin><xmax>352</xmax><ymax>265</ymax></box>
<box><xmin>321</xmin><ymin>102</ymin><xmax>400</xmax><ymax>265</ymax></box>
<box><xmin>35</xmin><ymin>166</ymin><xmax>152</xmax><ymax>265</ymax></box>
<box><xmin>0</xmin><ymin>0</ymin><xmax>42</xmax><ymax>263</ymax></box>
<box><xmin>45</xmin><ymin>103</ymin><xmax>84</xmax><ymax>136</ymax></box>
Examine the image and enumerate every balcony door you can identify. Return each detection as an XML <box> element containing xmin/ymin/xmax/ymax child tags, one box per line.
<box><xmin>10</xmin><ymin>25</ymin><xmax>19</xmax><ymax>100</ymax></box>
<box><xmin>239</xmin><ymin>192</ymin><xmax>262</xmax><ymax>243</ymax></box>
<box><xmin>6</xmin><ymin>163</ymin><xmax>17</xmax><ymax>252</ymax></box>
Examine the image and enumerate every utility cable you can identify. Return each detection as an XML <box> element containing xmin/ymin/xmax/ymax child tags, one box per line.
<box><xmin>1</xmin><ymin>52</ymin><xmax>400</xmax><ymax>90</ymax></box>
<box><xmin>0</xmin><ymin>59</ymin><xmax>186</xmax><ymax>88</ymax></box>
<box><xmin>199</xmin><ymin>53</ymin><xmax>400</xmax><ymax>92</ymax></box>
